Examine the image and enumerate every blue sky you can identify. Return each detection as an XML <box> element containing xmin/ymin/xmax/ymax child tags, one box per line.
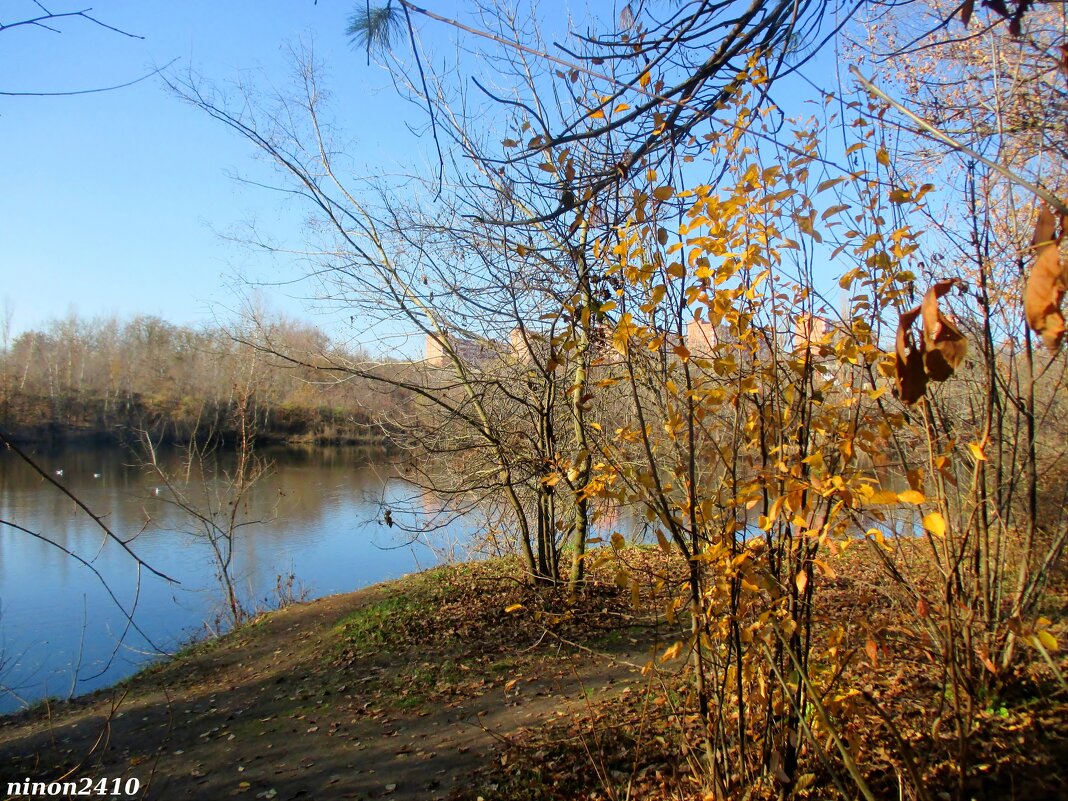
<box><xmin>1</xmin><ymin>1</ymin><xmax>461</xmax><ymax>347</ymax></box>
<box><xmin>1</xmin><ymin>1</ymin><xmax>852</xmax><ymax>354</ymax></box>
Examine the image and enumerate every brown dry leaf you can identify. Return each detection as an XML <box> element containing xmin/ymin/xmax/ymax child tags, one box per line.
<box><xmin>1024</xmin><ymin>206</ymin><xmax>1068</xmax><ymax>353</ymax></box>
<box><xmin>1009</xmin><ymin>1</ymin><xmax>1031</xmax><ymax>37</ymax></box>
<box><xmin>960</xmin><ymin>0</ymin><xmax>974</xmax><ymax>26</ymax></box>
<box><xmin>906</xmin><ymin>467</ymin><xmax>924</xmax><ymax>492</ymax></box>
<box><xmin>895</xmin><ymin>305</ymin><xmax>927</xmax><ymax>404</ymax></box>
<box><xmin>986</xmin><ymin>0</ymin><xmax>1010</xmax><ymax>18</ymax></box>
<box><xmin>770</xmin><ymin>750</ymin><xmax>791</xmax><ymax>784</ymax></box>
<box><xmin>921</xmin><ymin>278</ymin><xmax>968</xmax><ymax>381</ymax></box>
<box><xmin>977</xmin><ymin>0</ymin><xmax>1031</xmax><ymax>36</ymax></box>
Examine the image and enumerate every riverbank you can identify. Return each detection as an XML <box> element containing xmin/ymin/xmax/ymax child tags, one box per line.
<box><xmin>0</xmin><ymin>400</ymin><xmax>397</xmax><ymax>449</ymax></box>
<box><xmin>0</xmin><ymin>554</ymin><xmax>668</xmax><ymax>801</ymax></box>
<box><xmin>0</xmin><ymin>550</ymin><xmax>1064</xmax><ymax>800</ymax></box>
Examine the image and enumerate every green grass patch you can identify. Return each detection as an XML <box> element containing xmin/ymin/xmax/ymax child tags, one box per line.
<box><xmin>334</xmin><ymin>593</ymin><xmax>422</xmax><ymax>649</ymax></box>
<box><xmin>332</xmin><ymin>563</ymin><xmax>478</xmax><ymax>652</ymax></box>
<box><xmin>394</xmin><ymin>692</ymin><xmax>425</xmax><ymax>710</ymax></box>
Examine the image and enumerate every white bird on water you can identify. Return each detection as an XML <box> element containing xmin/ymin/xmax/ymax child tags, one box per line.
<box><xmin>54</xmin><ymin>469</ymin><xmax>63</xmax><ymax>477</ymax></box>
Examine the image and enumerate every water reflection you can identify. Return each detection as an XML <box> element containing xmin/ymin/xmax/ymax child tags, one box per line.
<box><xmin>0</xmin><ymin>445</ymin><xmax>476</xmax><ymax>713</ymax></box>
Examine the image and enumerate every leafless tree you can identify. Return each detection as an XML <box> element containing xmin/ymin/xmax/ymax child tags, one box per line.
<box><xmin>138</xmin><ymin>351</ymin><xmax>273</xmax><ymax>628</ymax></box>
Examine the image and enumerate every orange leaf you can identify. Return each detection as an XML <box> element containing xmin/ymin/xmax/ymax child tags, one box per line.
<box><xmin>865</xmin><ymin>637</ymin><xmax>879</xmax><ymax>665</ymax></box>
<box><xmin>980</xmin><ymin>651</ymin><xmax>997</xmax><ymax>674</ymax></box>
<box><xmin>813</xmin><ymin>559</ymin><xmax>837</xmax><ymax>579</ymax></box>
<box><xmin>660</xmin><ymin>641</ymin><xmax>683</xmax><ymax>662</ymax></box>
<box><xmin>1024</xmin><ymin>206</ymin><xmax>1068</xmax><ymax>353</ymax></box>
<box><xmin>656</xmin><ymin>529</ymin><xmax>672</xmax><ymax>553</ymax></box>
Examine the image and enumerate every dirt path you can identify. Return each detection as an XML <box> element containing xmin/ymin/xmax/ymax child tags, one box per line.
<box><xmin>0</xmin><ymin>562</ymin><xmax>663</xmax><ymax>801</ymax></box>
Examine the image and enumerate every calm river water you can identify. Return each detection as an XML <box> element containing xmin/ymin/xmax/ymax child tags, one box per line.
<box><xmin>0</xmin><ymin>444</ymin><xmax>482</xmax><ymax>713</ymax></box>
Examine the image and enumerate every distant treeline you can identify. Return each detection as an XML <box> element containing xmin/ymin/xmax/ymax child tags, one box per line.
<box><xmin>0</xmin><ymin>314</ymin><xmax>406</xmax><ymax>447</ymax></box>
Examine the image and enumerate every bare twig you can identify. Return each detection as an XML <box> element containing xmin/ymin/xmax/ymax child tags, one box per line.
<box><xmin>850</xmin><ymin>66</ymin><xmax>1068</xmax><ymax>216</ymax></box>
<box><xmin>0</xmin><ymin>58</ymin><xmax>180</xmax><ymax>97</ymax></box>
<box><xmin>0</xmin><ymin>429</ymin><xmax>177</xmax><ymax>582</ymax></box>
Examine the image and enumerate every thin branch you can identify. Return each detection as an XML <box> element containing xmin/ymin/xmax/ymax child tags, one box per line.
<box><xmin>0</xmin><ymin>8</ymin><xmax>143</xmax><ymax>39</ymax></box>
<box><xmin>0</xmin><ymin>430</ymin><xmax>178</xmax><ymax>583</ymax></box>
<box><xmin>0</xmin><ymin>519</ymin><xmax>166</xmax><ymax>656</ymax></box>
<box><xmin>850</xmin><ymin>66</ymin><xmax>1068</xmax><ymax>216</ymax></box>
<box><xmin>0</xmin><ymin>58</ymin><xmax>179</xmax><ymax>97</ymax></box>
<box><xmin>400</xmin><ymin>2</ymin><xmax>444</xmax><ymax>193</ymax></box>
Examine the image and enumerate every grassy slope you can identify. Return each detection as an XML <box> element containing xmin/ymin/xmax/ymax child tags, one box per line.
<box><xmin>0</xmin><ymin>549</ymin><xmax>1064</xmax><ymax>801</ymax></box>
